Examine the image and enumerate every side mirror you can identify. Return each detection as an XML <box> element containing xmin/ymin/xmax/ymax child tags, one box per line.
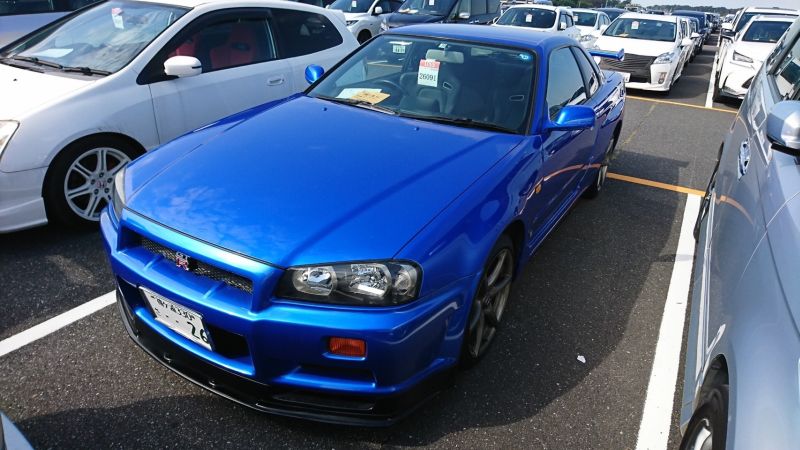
<box><xmin>305</xmin><ymin>64</ymin><xmax>325</xmax><ymax>84</ymax></box>
<box><xmin>458</xmin><ymin>11</ymin><xmax>470</xmax><ymax>19</ymax></box>
<box><xmin>691</xmin><ymin>32</ymin><xmax>700</xmax><ymax>39</ymax></box>
<box><xmin>373</xmin><ymin>5</ymin><xmax>383</xmax><ymax>14</ymax></box>
<box><xmin>558</xmin><ymin>21</ymin><xmax>567</xmax><ymax>31</ymax></box>
<box><xmin>164</xmin><ymin>55</ymin><xmax>202</xmax><ymax>78</ymax></box>
<box><xmin>599</xmin><ymin>24</ymin><xmax>608</xmax><ymax>33</ymax></box>
<box><xmin>546</xmin><ymin>105</ymin><xmax>596</xmax><ymax>132</ymax></box>
<box><xmin>766</xmin><ymin>100</ymin><xmax>800</xmax><ymax>153</ymax></box>
<box><xmin>681</xmin><ymin>37</ymin><xmax>692</xmax><ymax>47</ymax></box>
<box><xmin>721</xmin><ymin>22</ymin><xmax>732</xmax><ymax>31</ymax></box>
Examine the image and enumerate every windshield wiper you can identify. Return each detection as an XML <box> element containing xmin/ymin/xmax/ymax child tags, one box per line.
<box><xmin>61</xmin><ymin>66</ymin><xmax>112</xmax><ymax>76</ymax></box>
<box><xmin>316</xmin><ymin>95</ymin><xmax>397</xmax><ymax>115</ymax></box>
<box><xmin>401</xmin><ymin>114</ymin><xmax>518</xmax><ymax>134</ymax></box>
<box><xmin>8</xmin><ymin>55</ymin><xmax>63</xmax><ymax>69</ymax></box>
<box><xmin>0</xmin><ymin>57</ymin><xmax>44</xmax><ymax>72</ymax></box>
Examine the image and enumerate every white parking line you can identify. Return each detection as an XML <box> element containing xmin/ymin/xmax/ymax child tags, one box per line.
<box><xmin>0</xmin><ymin>291</ymin><xmax>115</xmax><ymax>358</ymax></box>
<box><xmin>705</xmin><ymin>40</ymin><xmax>720</xmax><ymax>109</ymax></box>
<box><xmin>635</xmin><ymin>194</ymin><xmax>701</xmax><ymax>450</ymax></box>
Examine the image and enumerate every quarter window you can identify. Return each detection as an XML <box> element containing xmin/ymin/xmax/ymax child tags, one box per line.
<box><xmin>772</xmin><ymin>30</ymin><xmax>800</xmax><ymax>100</ymax></box>
<box><xmin>546</xmin><ymin>47</ymin><xmax>587</xmax><ymax>119</ymax></box>
<box><xmin>572</xmin><ymin>46</ymin><xmax>599</xmax><ymax>97</ymax></box>
<box><xmin>271</xmin><ymin>9</ymin><xmax>343</xmax><ymax>58</ymax></box>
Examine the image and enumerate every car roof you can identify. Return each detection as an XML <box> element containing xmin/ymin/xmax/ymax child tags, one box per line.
<box><xmin>741</xmin><ymin>6</ymin><xmax>798</xmax><ymax>14</ymax></box>
<box><xmin>571</xmin><ymin>8</ymin><xmax>598</xmax><ymax>13</ymax></box>
<box><xmin>505</xmin><ymin>4</ymin><xmax>563</xmax><ymax>12</ymax></box>
<box><xmin>747</xmin><ymin>14</ymin><xmax>798</xmax><ymax>23</ymax></box>
<box><xmin>619</xmin><ymin>12</ymin><xmax>678</xmax><ymax>22</ymax></box>
<box><xmin>133</xmin><ymin>0</ymin><xmax>310</xmax><ymax>9</ymax></box>
<box><xmin>388</xmin><ymin>23</ymin><xmax>574</xmax><ymax>52</ymax></box>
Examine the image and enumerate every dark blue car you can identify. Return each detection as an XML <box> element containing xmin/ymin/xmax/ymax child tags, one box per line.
<box><xmin>381</xmin><ymin>0</ymin><xmax>501</xmax><ymax>30</ymax></box>
<box><xmin>101</xmin><ymin>24</ymin><xmax>625</xmax><ymax>425</ymax></box>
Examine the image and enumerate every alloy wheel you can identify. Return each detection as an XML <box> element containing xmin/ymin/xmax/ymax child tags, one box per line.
<box><xmin>63</xmin><ymin>147</ymin><xmax>130</xmax><ymax>221</ymax></box>
<box><xmin>687</xmin><ymin>418</ymin><xmax>713</xmax><ymax>450</ymax></box>
<box><xmin>465</xmin><ymin>248</ymin><xmax>513</xmax><ymax>358</ymax></box>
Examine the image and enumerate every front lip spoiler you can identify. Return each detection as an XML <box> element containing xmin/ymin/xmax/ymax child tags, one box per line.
<box><xmin>115</xmin><ymin>288</ymin><xmax>453</xmax><ymax>427</ymax></box>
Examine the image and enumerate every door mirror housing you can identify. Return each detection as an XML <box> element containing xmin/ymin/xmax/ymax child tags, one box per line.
<box><xmin>599</xmin><ymin>24</ymin><xmax>608</xmax><ymax>33</ymax></box>
<box><xmin>305</xmin><ymin>64</ymin><xmax>325</xmax><ymax>84</ymax></box>
<box><xmin>681</xmin><ymin>37</ymin><xmax>693</xmax><ymax>47</ymax></box>
<box><xmin>458</xmin><ymin>11</ymin><xmax>470</xmax><ymax>19</ymax></box>
<box><xmin>373</xmin><ymin>5</ymin><xmax>383</xmax><ymax>14</ymax></box>
<box><xmin>545</xmin><ymin>105</ymin><xmax>596</xmax><ymax>132</ymax></box>
<box><xmin>164</xmin><ymin>56</ymin><xmax>202</xmax><ymax>78</ymax></box>
<box><xmin>721</xmin><ymin>22</ymin><xmax>732</xmax><ymax>31</ymax></box>
<box><xmin>558</xmin><ymin>21</ymin><xmax>567</xmax><ymax>31</ymax></box>
<box><xmin>766</xmin><ymin>100</ymin><xmax>800</xmax><ymax>153</ymax></box>
<box><xmin>691</xmin><ymin>32</ymin><xmax>700</xmax><ymax>39</ymax></box>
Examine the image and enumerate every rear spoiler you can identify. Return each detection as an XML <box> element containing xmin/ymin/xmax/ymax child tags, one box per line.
<box><xmin>588</xmin><ymin>49</ymin><xmax>625</xmax><ymax>61</ymax></box>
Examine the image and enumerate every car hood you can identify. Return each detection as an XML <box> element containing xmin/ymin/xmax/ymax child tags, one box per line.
<box><xmin>385</xmin><ymin>12</ymin><xmax>444</xmax><ymax>27</ymax></box>
<box><xmin>0</xmin><ymin>63</ymin><xmax>93</xmax><ymax>119</ymax></box>
<box><xmin>126</xmin><ymin>96</ymin><xmax>524</xmax><ymax>267</ymax></box>
<box><xmin>594</xmin><ymin>36</ymin><xmax>676</xmax><ymax>56</ymax></box>
<box><xmin>732</xmin><ymin>40</ymin><xmax>776</xmax><ymax>65</ymax></box>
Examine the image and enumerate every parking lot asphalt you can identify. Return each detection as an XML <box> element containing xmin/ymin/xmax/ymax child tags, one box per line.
<box><xmin>0</xmin><ymin>36</ymin><xmax>738</xmax><ymax>449</ymax></box>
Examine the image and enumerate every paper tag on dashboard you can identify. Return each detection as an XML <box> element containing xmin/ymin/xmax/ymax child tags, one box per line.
<box><xmin>393</xmin><ymin>44</ymin><xmax>406</xmax><ymax>53</ymax></box>
<box><xmin>631</xmin><ymin>21</ymin><xmax>639</xmax><ymax>30</ymax></box>
<box><xmin>428</xmin><ymin>0</ymin><xmax>434</xmax><ymax>5</ymax></box>
<box><xmin>351</xmin><ymin>90</ymin><xmax>390</xmax><ymax>104</ymax></box>
<box><xmin>351</xmin><ymin>0</ymin><xmax>358</xmax><ymax>7</ymax></box>
<box><xmin>418</xmin><ymin>59</ymin><xmax>440</xmax><ymax>87</ymax></box>
<box><xmin>525</xmin><ymin>14</ymin><xmax>532</xmax><ymax>23</ymax></box>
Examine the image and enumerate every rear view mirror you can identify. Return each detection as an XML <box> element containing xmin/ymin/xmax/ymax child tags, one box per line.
<box><xmin>546</xmin><ymin>105</ymin><xmax>596</xmax><ymax>132</ymax></box>
<box><xmin>373</xmin><ymin>5</ymin><xmax>383</xmax><ymax>14</ymax></box>
<box><xmin>766</xmin><ymin>100</ymin><xmax>800</xmax><ymax>153</ymax></box>
<box><xmin>305</xmin><ymin>64</ymin><xmax>325</xmax><ymax>84</ymax></box>
<box><xmin>164</xmin><ymin>56</ymin><xmax>202</xmax><ymax>78</ymax></box>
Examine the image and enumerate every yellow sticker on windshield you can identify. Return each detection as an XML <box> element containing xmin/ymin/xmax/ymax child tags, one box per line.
<box><xmin>351</xmin><ymin>90</ymin><xmax>390</xmax><ymax>104</ymax></box>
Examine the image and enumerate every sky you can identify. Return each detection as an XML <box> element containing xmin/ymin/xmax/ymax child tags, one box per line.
<box><xmin>637</xmin><ymin>0</ymin><xmax>799</xmax><ymax>8</ymax></box>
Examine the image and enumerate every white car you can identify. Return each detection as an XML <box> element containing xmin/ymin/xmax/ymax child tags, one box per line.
<box><xmin>714</xmin><ymin>15</ymin><xmax>795</xmax><ymax>100</ymax></box>
<box><xmin>328</xmin><ymin>0</ymin><xmax>402</xmax><ymax>43</ymax></box>
<box><xmin>493</xmin><ymin>5</ymin><xmax>580</xmax><ymax>43</ymax></box>
<box><xmin>0</xmin><ymin>0</ymin><xmax>358</xmax><ymax>232</ymax></box>
<box><xmin>593</xmin><ymin>13</ymin><xmax>695</xmax><ymax>93</ymax></box>
<box><xmin>570</xmin><ymin>8</ymin><xmax>611</xmax><ymax>48</ymax></box>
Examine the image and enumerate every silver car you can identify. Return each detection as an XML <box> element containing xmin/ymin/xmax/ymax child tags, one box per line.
<box><xmin>680</xmin><ymin>16</ymin><xmax>800</xmax><ymax>450</ymax></box>
<box><xmin>0</xmin><ymin>0</ymin><xmax>100</xmax><ymax>47</ymax></box>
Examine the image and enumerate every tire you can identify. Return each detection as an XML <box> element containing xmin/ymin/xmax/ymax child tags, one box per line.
<box><xmin>583</xmin><ymin>133</ymin><xmax>617</xmax><ymax>199</ymax></box>
<box><xmin>460</xmin><ymin>234</ymin><xmax>515</xmax><ymax>368</ymax></box>
<box><xmin>712</xmin><ymin>72</ymin><xmax>722</xmax><ymax>102</ymax></box>
<box><xmin>357</xmin><ymin>30</ymin><xmax>371</xmax><ymax>44</ymax></box>
<box><xmin>680</xmin><ymin>385</ymin><xmax>729</xmax><ymax>450</ymax></box>
<box><xmin>43</xmin><ymin>135</ymin><xmax>140</xmax><ymax>228</ymax></box>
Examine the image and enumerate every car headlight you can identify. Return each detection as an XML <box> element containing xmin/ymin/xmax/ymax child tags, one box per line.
<box><xmin>276</xmin><ymin>261</ymin><xmax>420</xmax><ymax>306</ymax></box>
<box><xmin>653</xmin><ymin>51</ymin><xmax>675</xmax><ymax>64</ymax></box>
<box><xmin>112</xmin><ymin>166</ymin><xmax>126</xmax><ymax>219</ymax></box>
<box><xmin>732</xmin><ymin>51</ymin><xmax>753</xmax><ymax>64</ymax></box>
<box><xmin>580</xmin><ymin>34</ymin><xmax>593</xmax><ymax>42</ymax></box>
<box><xmin>380</xmin><ymin>20</ymin><xmax>389</xmax><ymax>31</ymax></box>
<box><xmin>346</xmin><ymin>19</ymin><xmax>358</xmax><ymax>26</ymax></box>
<box><xmin>0</xmin><ymin>120</ymin><xmax>19</xmax><ymax>156</ymax></box>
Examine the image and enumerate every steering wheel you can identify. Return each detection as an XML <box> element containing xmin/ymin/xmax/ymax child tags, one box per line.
<box><xmin>373</xmin><ymin>79</ymin><xmax>404</xmax><ymax>98</ymax></box>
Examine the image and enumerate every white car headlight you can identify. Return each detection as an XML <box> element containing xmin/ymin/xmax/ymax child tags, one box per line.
<box><xmin>732</xmin><ymin>50</ymin><xmax>753</xmax><ymax>64</ymax></box>
<box><xmin>580</xmin><ymin>34</ymin><xmax>593</xmax><ymax>42</ymax></box>
<box><xmin>653</xmin><ymin>51</ymin><xmax>675</xmax><ymax>64</ymax></box>
<box><xmin>112</xmin><ymin>166</ymin><xmax>126</xmax><ymax>219</ymax></box>
<box><xmin>0</xmin><ymin>120</ymin><xmax>19</xmax><ymax>156</ymax></box>
<box><xmin>346</xmin><ymin>19</ymin><xmax>358</xmax><ymax>26</ymax></box>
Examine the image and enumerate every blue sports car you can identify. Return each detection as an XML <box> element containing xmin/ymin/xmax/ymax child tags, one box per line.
<box><xmin>101</xmin><ymin>24</ymin><xmax>625</xmax><ymax>425</ymax></box>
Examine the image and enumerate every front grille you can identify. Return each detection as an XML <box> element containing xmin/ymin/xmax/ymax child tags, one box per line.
<box><xmin>139</xmin><ymin>236</ymin><xmax>253</xmax><ymax>294</ymax></box>
<box><xmin>600</xmin><ymin>53</ymin><xmax>656</xmax><ymax>81</ymax></box>
<box><xmin>742</xmin><ymin>76</ymin><xmax>753</xmax><ymax>89</ymax></box>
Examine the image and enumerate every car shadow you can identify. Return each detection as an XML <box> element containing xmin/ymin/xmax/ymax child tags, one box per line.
<box><xmin>17</xmin><ymin>162</ymin><xmax>686</xmax><ymax>447</ymax></box>
<box><xmin>0</xmin><ymin>224</ymin><xmax>113</xmax><ymax>340</ymax></box>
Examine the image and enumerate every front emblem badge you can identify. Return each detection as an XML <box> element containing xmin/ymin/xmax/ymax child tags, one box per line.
<box><xmin>175</xmin><ymin>252</ymin><xmax>191</xmax><ymax>271</ymax></box>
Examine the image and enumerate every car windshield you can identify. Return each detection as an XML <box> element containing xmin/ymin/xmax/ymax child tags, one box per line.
<box><xmin>308</xmin><ymin>35</ymin><xmax>536</xmax><ymax>134</ymax></box>
<box><xmin>742</xmin><ymin>21</ymin><xmax>791</xmax><ymax>43</ymax></box>
<box><xmin>496</xmin><ymin>8</ymin><xmax>556</xmax><ymax>28</ymax></box>
<box><xmin>572</xmin><ymin>11</ymin><xmax>597</xmax><ymax>27</ymax></box>
<box><xmin>397</xmin><ymin>0</ymin><xmax>457</xmax><ymax>16</ymax></box>
<box><xmin>602</xmin><ymin>9</ymin><xmax>623</xmax><ymax>21</ymax></box>
<box><xmin>330</xmin><ymin>0</ymin><xmax>373</xmax><ymax>13</ymax></box>
<box><xmin>603</xmin><ymin>18</ymin><xmax>676</xmax><ymax>42</ymax></box>
<box><xmin>674</xmin><ymin>12</ymin><xmax>704</xmax><ymax>28</ymax></box>
<box><xmin>0</xmin><ymin>0</ymin><xmax>186</xmax><ymax>74</ymax></box>
<box><xmin>737</xmin><ymin>12</ymin><xmax>797</xmax><ymax>33</ymax></box>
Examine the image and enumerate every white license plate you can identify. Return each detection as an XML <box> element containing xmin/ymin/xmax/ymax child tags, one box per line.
<box><xmin>619</xmin><ymin>72</ymin><xmax>631</xmax><ymax>82</ymax></box>
<box><xmin>141</xmin><ymin>288</ymin><xmax>212</xmax><ymax>350</ymax></box>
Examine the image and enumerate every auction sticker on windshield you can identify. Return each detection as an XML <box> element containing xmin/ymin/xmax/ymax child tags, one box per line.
<box><xmin>141</xmin><ymin>287</ymin><xmax>212</xmax><ymax>350</ymax></box>
<box><xmin>418</xmin><ymin>59</ymin><xmax>440</xmax><ymax>87</ymax></box>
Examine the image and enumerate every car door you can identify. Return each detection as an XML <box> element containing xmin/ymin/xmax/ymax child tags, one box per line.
<box><xmin>270</xmin><ymin>8</ymin><xmax>350</xmax><ymax>90</ymax></box>
<box><xmin>142</xmin><ymin>9</ymin><xmax>294</xmax><ymax>144</ymax></box>
<box><xmin>537</xmin><ymin>46</ymin><xmax>598</xmax><ymax>227</ymax></box>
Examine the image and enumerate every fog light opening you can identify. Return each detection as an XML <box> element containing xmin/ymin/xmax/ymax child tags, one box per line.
<box><xmin>658</xmin><ymin>72</ymin><xmax>667</xmax><ymax>84</ymax></box>
<box><xmin>329</xmin><ymin>337</ymin><xmax>366</xmax><ymax>357</ymax></box>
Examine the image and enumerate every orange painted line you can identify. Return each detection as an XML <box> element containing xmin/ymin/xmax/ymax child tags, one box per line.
<box><xmin>608</xmin><ymin>172</ymin><xmax>705</xmax><ymax>197</ymax></box>
<box><xmin>627</xmin><ymin>95</ymin><xmax>737</xmax><ymax>114</ymax></box>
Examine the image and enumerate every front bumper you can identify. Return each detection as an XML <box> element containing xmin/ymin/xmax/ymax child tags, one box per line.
<box><xmin>625</xmin><ymin>63</ymin><xmax>675</xmax><ymax>92</ymax></box>
<box><xmin>102</xmin><ymin>210</ymin><xmax>473</xmax><ymax>425</ymax></box>
<box><xmin>0</xmin><ymin>167</ymin><xmax>48</xmax><ymax>233</ymax></box>
<box><xmin>719</xmin><ymin>62</ymin><xmax>756</xmax><ymax>99</ymax></box>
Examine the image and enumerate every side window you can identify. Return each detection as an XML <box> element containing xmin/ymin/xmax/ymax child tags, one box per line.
<box><xmin>487</xmin><ymin>0</ymin><xmax>500</xmax><ymax>14</ymax></box>
<box><xmin>546</xmin><ymin>47</ymin><xmax>587</xmax><ymax>119</ymax></box>
<box><xmin>164</xmin><ymin>17</ymin><xmax>276</xmax><ymax>72</ymax></box>
<box><xmin>566</xmin><ymin>14</ymin><xmax>573</xmax><ymax>28</ymax></box>
<box><xmin>469</xmin><ymin>0</ymin><xmax>487</xmax><ymax>16</ymax></box>
<box><xmin>571</xmin><ymin>46</ymin><xmax>599</xmax><ymax>97</ymax></box>
<box><xmin>389</xmin><ymin>0</ymin><xmax>404</xmax><ymax>11</ymax></box>
<box><xmin>271</xmin><ymin>9</ymin><xmax>343</xmax><ymax>58</ymax></box>
<box><xmin>772</xmin><ymin>32</ymin><xmax>800</xmax><ymax>100</ymax></box>
<box><xmin>559</xmin><ymin>13</ymin><xmax>567</xmax><ymax>29</ymax></box>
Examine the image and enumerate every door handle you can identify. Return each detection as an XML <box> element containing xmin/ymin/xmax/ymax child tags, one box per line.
<box><xmin>737</xmin><ymin>140</ymin><xmax>750</xmax><ymax>179</ymax></box>
<box><xmin>267</xmin><ymin>76</ymin><xmax>284</xmax><ymax>86</ymax></box>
